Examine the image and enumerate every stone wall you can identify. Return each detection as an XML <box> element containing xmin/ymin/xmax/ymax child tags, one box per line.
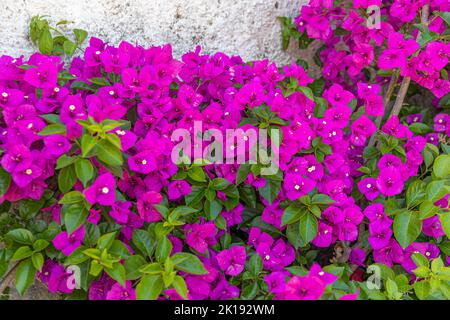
<box><xmin>0</xmin><ymin>0</ymin><xmax>307</xmax><ymax>64</ymax></box>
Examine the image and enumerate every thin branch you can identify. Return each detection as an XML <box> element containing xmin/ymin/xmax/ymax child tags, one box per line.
<box><xmin>367</xmin><ymin>71</ymin><xmax>400</xmax><ymax>148</ymax></box>
<box><xmin>0</xmin><ymin>262</ymin><xmax>19</xmax><ymax>295</ymax></box>
<box><xmin>389</xmin><ymin>4</ymin><xmax>430</xmax><ymax>118</ymax></box>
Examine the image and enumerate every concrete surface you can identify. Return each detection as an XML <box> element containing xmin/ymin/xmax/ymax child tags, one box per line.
<box><xmin>0</xmin><ymin>0</ymin><xmax>306</xmax><ymax>64</ymax></box>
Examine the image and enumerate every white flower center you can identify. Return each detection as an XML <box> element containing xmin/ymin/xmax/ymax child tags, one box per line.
<box><xmin>307</xmin><ymin>166</ymin><xmax>316</xmax><ymax>173</ymax></box>
<box><xmin>294</xmin><ymin>184</ymin><xmax>300</xmax><ymax>190</ymax></box>
<box><xmin>25</xmin><ymin>169</ymin><xmax>32</xmax><ymax>175</ymax></box>
<box><xmin>109</xmin><ymin>90</ymin><xmax>115</xmax><ymax>95</ymax></box>
<box><xmin>1</xmin><ymin>92</ymin><xmax>8</xmax><ymax>98</ymax></box>
<box><xmin>116</xmin><ymin>130</ymin><xmax>125</xmax><ymax>136</ymax></box>
<box><xmin>69</xmin><ymin>105</ymin><xmax>76</xmax><ymax>111</ymax></box>
<box><xmin>141</xmin><ymin>159</ymin><xmax>147</xmax><ymax>165</ymax></box>
<box><xmin>54</xmin><ymin>87</ymin><xmax>60</xmax><ymax>93</ymax></box>
<box><xmin>367</xmin><ymin>183</ymin><xmax>372</xmax><ymax>188</ymax></box>
<box><xmin>95</xmin><ymin>50</ymin><xmax>101</xmax><ymax>55</ymax></box>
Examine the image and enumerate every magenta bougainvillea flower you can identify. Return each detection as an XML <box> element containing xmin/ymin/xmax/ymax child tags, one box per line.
<box><xmin>52</xmin><ymin>225</ymin><xmax>85</xmax><ymax>256</ymax></box>
<box><xmin>84</xmin><ymin>172</ymin><xmax>116</xmax><ymax>206</ymax></box>
<box><xmin>137</xmin><ymin>191</ymin><xmax>163</xmax><ymax>222</ymax></box>
<box><xmin>216</xmin><ymin>246</ymin><xmax>246</xmax><ymax>276</ymax></box>
<box><xmin>185</xmin><ymin>220</ymin><xmax>217</xmax><ymax>253</ymax></box>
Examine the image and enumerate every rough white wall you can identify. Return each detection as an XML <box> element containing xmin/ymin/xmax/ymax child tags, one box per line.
<box><xmin>0</xmin><ymin>0</ymin><xmax>306</xmax><ymax>64</ymax></box>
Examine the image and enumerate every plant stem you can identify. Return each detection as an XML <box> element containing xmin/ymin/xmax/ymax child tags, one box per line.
<box><xmin>367</xmin><ymin>71</ymin><xmax>400</xmax><ymax>148</ymax></box>
<box><xmin>389</xmin><ymin>4</ymin><xmax>429</xmax><ymax>118</ymax></box>
<box><xmin>0</xmin><ymin>262</ymin><xmax>19</xmax><ymax>295</ymax></box>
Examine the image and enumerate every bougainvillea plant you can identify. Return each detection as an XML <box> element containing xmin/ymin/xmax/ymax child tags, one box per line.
<box><xmin>0</xmin><ymin>1</ymin><xmax>449</xmax><ymax>300</ymax></box>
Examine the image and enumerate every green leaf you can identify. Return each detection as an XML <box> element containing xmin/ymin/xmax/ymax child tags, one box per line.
<box><xmin>65</xmin><ymin>246</ymin><xmax>89</xmax><ymax>265</ymax></box>
<box><xmin>439</xmin><ymin>212</ymin><xmax>450</xmax><ymax>239</ymax></box>
<box><xmin>298</xmin><ymin>212</ymin><xmax>318</xmax><ymax>244</ymax></box>
<box><xmin>63</xmin><ymin>204</ymin><xmax>89</xmax><ymax>235</ymax></box>
<box><xmin>411</xmin><ymin>253</ymin><xmax>429</xmax><ymax>268</ymax></box>
<box><xmin>249</xmin><ymin>254</ymin><xmax>263</xmax><ymax>275</ymax></box>
<box><xmin>31</xmin><ymin>253</ymin><xmax>44</xmax><ymax>271</ymax></box>
<box><xmin>132</xmin><ymin>229</ymin><xmax>155</xmax><ymax>257</ymax></box>
<box><xmin>435</xmin><ymin>11</ymin><xmax>450</xmax><ymax>27</ymax></box>
<box><xmin>136</xmin><ymin>275</ymin><xmax>163</xmax><ymax>300</ymax></box>
<box><xmin>298</xmin><ymin>86</ymin><xmax>313</xmax><ymax>100</ymax></box>
<box><xmin>210</xmin><ymin>178</ymin><xmax>231</xmax><ymax>190</ymax></box>
<box><xmin>282</xmin><ymin>205</ymin><xmax>303</xmax><ymax>226</ymax></box>
<box><xmin>33</xmin><ymin>239</ymin><xmax>49</xmax><ymax>251</ymax></box>
<box><xmin>156</xmin><ymin>236</ymin><xmax>172</xmax><ymax>262</ymax></box>
<box><xmin>286</xmin><ymin>222</ymin><xmax>304</xmax><ymax>249</ymax></box>
<box><xmin>58</xmin><ymin>165</ymin><xmax>77</xmax><ymax>193</ymax></box>
<box><xmin>139</xmin><ymin>263</ymin><xmax>163</xmax><ymax>274</ymax></box>
<box><xmin>39</xmin><ymin>123</ymin><xmax>66</xmax><ymax>136</ymax></box>
<box><xmin>172</xmin><ymin>275</ymin><xmax>188</xmax><ymax>300</ymax></box>
<box><xmin>239</xmin><ymin>185</ymin><xmax>257</xmax><ymax>208</ymax></box>
<box><xmin>124</xmin><ymin>255</ymin><xmax>147</xmax><ymax>280</ymax></box>
<box><xmin>109</xmin><ymin>240</ymin><xmax>131</xmax><ymax>259</ymax></box>
<box><xmin>414</xmin><ymin>280</ymin><xmax>430</xmax><ymax>300</ymax></box>
<box><xmin>59</xmin><ymin>190</ymin><xmax>84</xmax><ymax>205</ymax></box>
<box><xmin>419</xmin><ymin>200</ymin><xmax>440</xmax><ymax>220</ymax></box>
<box><xmin>204</xmin><ymin>199</ymin><xmax>223</xmax><ymax>220</ymax></box>
<box><xmin>12</xmin><ymin>246</ymin><xmax>33</xmax><ymax>261</ymax></box>
<box><xmin>241</xmin><ymin>281</ymin><xmax>259</xmax><ymax>300</ymax></box>
<box><xmin>311</xmin><ymin>193</ymin><xmax>334</xmax><ymax>205</ymax></box>
<box><xmin>18</xmin><ymin>198</ymin><xmax>45</xmax><ymax>220</ymax></box>
<box><xmin>0</xmin><ymin>167</ymin><xmax>11</xmax><ymax>197</ymax></box>
<box><xmin>81</xmin><ymin>135</ymin><xmax>98</xmax><ymax>157</ymax></box>
<box><xmin>73</xmin><ymin>29</ymin><xmax>88</xmax><ymax>44</ymax></box>
<box><xmin>236</xmin><ymin>164</ymin><xmax>251</xmax><ymax>184</ymax></box>
<box><xmin>308</xmin><ymin>77</ymin><xmax>325</xmax><ymax>96</ymax></box>
<box><xmin>74</xmin><ymin>159</ymin><xmax>94</xmax><ymax>187</ymax></box>
<box><xmin>406</xmin><ymin>180</ymin><xmax>426</xmax><ymax>208</ymax></box>
<box><xmin>105</xmin><ymin>263</ymin><xmax>126</xmax><ymax>287</ymax></box>
<box><xmin>258</xmin><ymin>177</ymin><xmax>281</xmax><ymax>205</ymax></box>
<box><xmin>433</xmin><ymin>155</ymin><xmax>450</xmax><ymax>178</ymax></box>
<box><xmin>56</xmin><ymin>155</ymin><xmax>77</xmax><ymax>169</ymax></box>
<box><xmin>105</xmin><ymin>134</ymin><xmax>122</xmax><ymax>151</ymax></box>
<box><xmin>187</xmin><ymin>167</ymin><xmax>206</xmax><ymax>182</ymax></box>
<box><xmin>89</xmin><ymin>77</ymin><xmax>111</xmax><ymax>87</ymax></box>
<box><xmin>63</xmin><ymin>40</ymin><xmax>77</xmax><ymax>56</ymax></box>
<box><xmin>97</xmin><ymin>232</ymin><xmax>117</xmax><ymax>251</ymax></box>
<box><xmin>5</xmin><ymin>229</ymin><xmax>34</xmax><ymax>245</ymax></box>
<box><xmin>426</xmin><ymin>180</ymin><xmax>447</xmax><ymax>202</ymax></box>
<box><xmin>409</xmin><ymin>122</ymin><xmax>431</xmax><ymax>134</ymax></box>
<box><xmin>171</xmin><ymin>252</ymin><xmax>208</xmax><ymax>275</ymax></box>
<box><xmin>96</xmin><ymin>139</ymin><xmax>123</xmax><ymax>166</ymax></box>
<box><xmin>185</xmin><ymin>186</ymin><xmax>205</xmax><ymax>205</ymax></box>
<box><xmin>15</xmin><ymin>259</ymin><xmax>36</xmax><ymax>296</ymax></box>
<box><xmin>393</xmin><ymin>210</ymin><xmax>422</xmax><ymax>249</ymax></box>
<box><xmin>38</xmin><ymin>28</ymin><xmax>53</xmax><ymax>55</ymax></box>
